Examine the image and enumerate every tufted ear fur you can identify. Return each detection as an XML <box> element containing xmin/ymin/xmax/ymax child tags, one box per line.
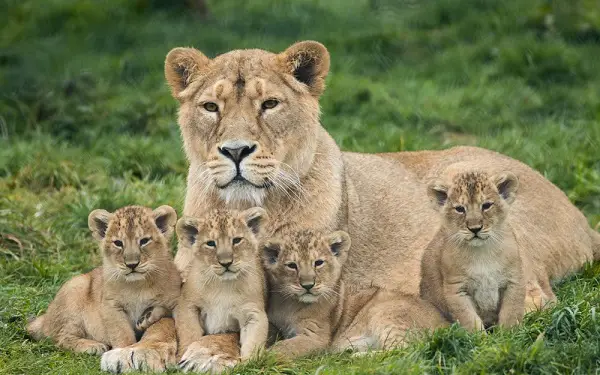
<box><xmin>176</xmin><ymin>217</ymin><xmax>201</xmax><ymax>249</ymax></box>
<box><xmin>325</xmin><ymin>231</ymin><xmax>351</xmax><ymax>258</ymax></box>
<box><xmin>492</xmin><ymin>172</ymin><xmax>519</xmax><ymax>204</ymax></box>
<box><xmin>165</xmin><ymin>47</ymin><xmax>210</xmax><ymax>100</ymax></box>
<box><xmin>277</xmin><ymin>41</ymin><xmax>330</xmax><ymax>97</ymax></box>
<box><xmin>240</xmin><ymin>207</ymin><xmax>269</xmax><ymax>236</ymax></box>
<box><xmin>153</xmin><ymin>205</ymin><xmax>178</xmax><ymax>240</ymax></box>
<box><xmin>427</xmin><ymin>181</ymin><xmax>449</xmax><ymax>210</ymax></box>
<box><xmin>262</xmin><ymin>241</ymin><xmax>281</xmax><ymax>267</ymax></box>
<box><xmin>88</xmin><ymin>209</ymin><xmax>114</xmax><ymax>241</ymax></box>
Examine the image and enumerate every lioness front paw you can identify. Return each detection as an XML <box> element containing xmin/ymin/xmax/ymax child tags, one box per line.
<box><xmin>179</xmin><ymin>341</ymin><xmax>238</xmax><ymax>374</ymax></box>
<box><xmin>101</xmin><ymin>347</ymin><xmax>170</xmax><ymax>373</ymax></box>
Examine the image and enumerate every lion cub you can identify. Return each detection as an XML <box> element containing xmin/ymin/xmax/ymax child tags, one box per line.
<box><xmin>174</xmin><ymin>208</ymin><xmax>269</xmax><ymax>365</ymax></box>
<box><xmin>420</xmin><ymin>171</ymin><xmax>525</xmax><ymax>331</ymax></box>
<box><xmin>262</xmin><ymin>229</ymin><xmax>350</xmax><ymax>359</ymax></box>
<box><xmin>27</xmin><ymin>205</ymin><xmax>181</xmax><ymax>354</ymax></box>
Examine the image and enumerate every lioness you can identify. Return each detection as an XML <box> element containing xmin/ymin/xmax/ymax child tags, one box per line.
<box><xmin>175</xmin><ymin>208</ymin><xmax>269</xmax><ymax>372</ymax></box>
<box><xmin>27</xmin><ymin>205</ymin><xmax>181</xmax><ymax>356</ymax></box>
<box><xmin>108</xmin><ymin>40</ymin><xmax>599</xmax><ymax>372</ymax></box>
<box><xmin>420</xmin><ymin>171</ymin><xmax>525</xmax><ymax>331</ymax></box>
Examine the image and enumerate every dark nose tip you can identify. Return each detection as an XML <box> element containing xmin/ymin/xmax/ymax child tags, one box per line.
<box><xmin>219</xmin><ymin>261</ymin><xmax>233</xmax><ymax>269</ymax></box>
<box><xmin>126</xmin><ymin>262</ymin><xmax>139</xmax><ymax>270</ymax></box>
<box><xmin>469</xmin><ymin>226</ymin><xmax>483</xmax><ymax>234</ymax></box>
<box><xmin>218</xmin><ymin>145</ymin><xmax>256</xmax><ymax>164</ymax></box>
<box><xmin>301</xmin><ymin>282</ymin><xmax>315</xmax><ymax>291</ymax></box>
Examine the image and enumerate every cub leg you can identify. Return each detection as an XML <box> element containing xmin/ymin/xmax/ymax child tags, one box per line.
<box><xmin>57</xmin><ymin>334</ymin><xmax>109</xmax><ymax>355</ymax></box>
<box><xmin>174</xmin><ymin>302</ymin><xmax>205</xmax><ymax>357</ymax></box>
<box><xmin>444</xmin><ymin>282</ymin><xmax>484</xmax><ymax>331</ymax></box>
<box><xmin>498</xmin><ymin>282</ymin><xmax>526</xmax><ymax>327</ymax></box>
<box><xmin>270</xmin><ymin>318</ymin><xmax>331</xmax><ymax>360</ymax></box>
<box><xmin>101</xmin><ymin>305</ymin><xmax>137</xmax><ymax>348</ymax></box>
<box><xmin>238</xmin><ymin>303</ymin><xmax>268</xmax><ymax>360</ymax></box>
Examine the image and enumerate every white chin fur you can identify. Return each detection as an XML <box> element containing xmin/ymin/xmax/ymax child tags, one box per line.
<box><xmin>219</xmin><ymin>271</ymin><xmax>240</xmax><ymax>281</ymax></box>
<box><xmin>125</xmin><ymin>272</ymin><xmax>145</xmax><ymax>282</ymax></box>
<box><xmin>218</xmin><ymin>184</ymin><xmax>266</xmax><ymax>207</ymax></box>
<box><xmin>298</xmin><ymin>294</ymin><xmax>319</xmax><ymax>304</ymax></box>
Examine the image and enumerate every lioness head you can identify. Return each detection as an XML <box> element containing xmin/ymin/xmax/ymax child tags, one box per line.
<box><xmin>262</xmin><ymin>230</ymin><xmax>350</xmax><ymax>304</ymax></box>
<box><xmin>427</xmin><ymin>171</ymin><xmax>519</xmax><ymax>247</ymax></box>
<box><xmin>164</xmin><ymin>41</ymin><xmax>330</xmax><ymax>206</ymax></box>
<box><xmin>88</xmin><ymin>205</ymin><xmax>177</xmax><ymax>281</ymax></box>
<box><xmin>176</xmin><ymin>207</ymin><xmax>268</xmax><ymax>281</ymax></box>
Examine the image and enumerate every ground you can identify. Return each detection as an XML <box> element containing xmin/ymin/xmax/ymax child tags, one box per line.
<box><xmin>1</xmin><ymin>0</ymin><xmax>599</xmax><ymax>373</ymax></box>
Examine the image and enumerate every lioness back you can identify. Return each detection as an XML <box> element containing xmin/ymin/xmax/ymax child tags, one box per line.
<box><xmin>27</xmin><ymin>205</ymin><xmax>181</xmax><ymax>355</ymax></box>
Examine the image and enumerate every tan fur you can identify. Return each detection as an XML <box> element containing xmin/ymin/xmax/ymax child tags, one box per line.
<box><xmin>163</xmin><ymin>41</ymin><xmax>599</xmax><ymax>367</ymax></box>
<box><xmin>27</xmin><ymin>206</ymin><xmax>181</xmax><ymax>356</ymax></box>
<box><xmin>174</xmin><ymin>208</ymin><xmax>269</xmax><ymax>371</ymax></box>
<box><xmin>420</xmin><ymin>171</ymin><xmax>525</xmax><ymax>331</ymax></box>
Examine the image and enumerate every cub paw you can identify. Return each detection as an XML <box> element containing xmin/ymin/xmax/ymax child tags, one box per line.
<box><xmin>179</xmin><ymin>342</ymin><xmax>238</xmax><ymax>374</ymax></box>
<box><xmin>135</xmin><ymin>307</ymin><xmax>155</xmax><ymax>331</ymax></box>
<box><xmin>80</xmin><ymin>341</ymin><xmax>109</xmax><ymax>356</ymax></box>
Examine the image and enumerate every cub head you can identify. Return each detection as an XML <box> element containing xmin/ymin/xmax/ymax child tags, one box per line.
<box><xmin>427</xmin><ymin>171</ymin><xmax>519</xmax><ymax>247</ymax></box>
<box><xmin>176</xmin><ymin>207</ymin><xmax>268</xmax><ymax>281</ymax></box>
<box><xmin>262</xmin><ymin>230</ymin><xmax>350</xmax><ymax>304</ymax></box>
<box><xmin>164</xmin><ymin>41</ymin><xmax>330</xmax><ymax>206</ymax></box>
<box><xmin>88</xmin><ymin>205</ymin><xmax>177</xmax><ymax>282</ymax></box>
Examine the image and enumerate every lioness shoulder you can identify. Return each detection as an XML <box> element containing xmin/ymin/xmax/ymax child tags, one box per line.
<box><xmin>27</xmin><ymin>205</ymin><xmax>181</xmax><ymax>354</ymax></box>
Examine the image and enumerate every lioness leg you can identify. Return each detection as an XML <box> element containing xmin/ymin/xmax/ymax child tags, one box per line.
<box><xmin>179</xmin><ymin>333</ymin><xmax>240</xmax><ymax>374</ymax></box>
<box><xmin>101</xmin><ymin>317</ymin><xmax>177</xmax><ymax>373</ymax></box>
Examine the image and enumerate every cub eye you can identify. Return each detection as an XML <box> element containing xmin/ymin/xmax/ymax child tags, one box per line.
<box><xmin>454</xmin><ymin>206</ymin><xmax>466</xmax><ymax>214</ymax></box>
<box><xmin>203</xmin><ymin>102</ymin><xmax>219</xmax><ymax>112</ymax></box>
<box><xmin>261</xmin><ymin>99</ymin><xmax>279</xmax><ymax>110</ymax></box>
<box><xmin>232</xmin><ymin>237</ymin><xmax>243</xmax><ymax>245</ymax></box>
<box><xmin>315</xmin><ymin>260</ymin><xmax>324</xmax><ymax>267</ymax></box>
<box><xmin>206</xmin><ymin>240</ymin><xmax>216</xmax><ymax>247</ymax></box>
<box><xmin>286</xmin><ymin>262</ymin><xmax>298</xmax><ymax>270</ymax></box>
<box><xmin>113</xmin><ymin>240</ymin><xmax>123</xmax><ymax>248</ymax></box>
<box><xmin>482</xmin><ymin>202</ymin><xmax>494</xmax><ymax>211</ymax></box>
<box><xmin>139</xmin><ymin>237</ymin><xmax>151</xmax><ymax>246</ymax></box>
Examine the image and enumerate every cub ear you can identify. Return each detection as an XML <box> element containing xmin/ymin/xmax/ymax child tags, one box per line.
<box><xmin>277</xmin><ymin>41</ymin><xmax>330</xmax><ymax>97</ymax></box>
<box><xmin>176</xmin><ymin>217</ymin><xmax>201</xmax><ymax>248</ymax></box>
<box><xmin>165</xmin><ymin>47</ymin><xmax>210</xmax><ymax>100</ymax></box>
<box><xmin>325</xmin><ymin>231</ymin><xmax>351</xmax><ymax>257</ymax></box>
<box><xmin>493</xmin><ymin>172</ymin><xmax>519</xmax><ymax>204</ymax></box>
<box><xmin>153</xmin><ymin>205</ymin><xmax>178</xmax><ymax>240</ymax></box>
<box><xmin>240</xmin><ymin>207</ymin><xmax>269</xmax><ymax>236</ymax></box>
<box><xmin>88</xmin><ymin>209</ymin><xmax>114</xmax><ymax>241</ymax></box>
<box><xmin>427</xmin><ymin>181</ymin><xmax>449</xmax><ymax>209</ymax></box>
<box><xmin>262</xmin><ymin>241</ymin><xmax>281</xmax><ymax>266</ymax></box>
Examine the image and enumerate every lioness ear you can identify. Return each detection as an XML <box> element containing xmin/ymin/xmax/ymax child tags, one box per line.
<box><xmin>165</xmin><ymin>47</ymin><xmax>210</xmax><ymax>100</ymax></box>
<box><xmin>427</xmin><ymin>182</ymin><xmax>449</xmax><ymax>209</ymax></box>
<box><xmin>326</xmin><ymin>231</ymin><xmax>351</xmax><ymax>257</ymax></box>
<box><xmin>176</xmin><ymin>217</ymin><xmax>201</xmax><ymax>248</ymax></box>
<box><xmin>278</xmin><ymin>41</ymin><xmax>330</xmax><ymax>97</ymax></box>
<box><xmin>240</xmin><ymin>207</ymin><xmax>269</xmax><ymax>236</ymax></box>
<box><xmin>153</xmin><ymin>205</ymin><xmax>178</xmax><ymax>239</ymax></box>
<box><xmin>88</xmin><ymin>209</ymin><xmax>114</xmax><ymax>241</ymax></box>
<box><xmin>262</xmin><ymin>241</ymin><xmax>281</xmax><ymax>266</ymax></box>
<box><xmin>493</xmin><ymin>172</ymin><xmax>519</xmax><ymax>204</ymax></box>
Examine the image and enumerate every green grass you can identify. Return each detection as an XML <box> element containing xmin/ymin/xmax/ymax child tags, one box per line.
<box><xmin>1</xmin><ymin>0</ymin><xmax>600</xmax><ymax>373</ymax></box>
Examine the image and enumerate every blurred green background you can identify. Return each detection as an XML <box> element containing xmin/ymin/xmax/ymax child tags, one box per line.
<box><xmin>1</xmin><ymin>0</ymin><xmax>599</xmax><ymax>373</ymax></box>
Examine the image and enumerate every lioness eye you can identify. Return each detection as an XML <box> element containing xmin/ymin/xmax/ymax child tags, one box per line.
<box><xmin>232</xmin><ymin>237</ymin><xmax>243</xmax><ymax>245</ymax></box>
<box><xmin>315</xmin><ymin>260</ymin><xmax>324</xmax><ymax>267</ymax></box>
<box><xmin>454</xmin><ymin>206</ymin><xmax>466</xmax><ymax>213</ymax></box>
<box><xmin>482</xmin><ymin>202</ymin><xmax>493</xmax><ymax>211</ymax></box>
<box><xmin>113</xmin><ymin>240</ymin><xmax>123</xmax><ymax>248</ymax></box>
<box><xmin>139</xmin><ymin>237</ymin><xmax>151</xmax><ymax>246</ymax></box>
<box><xmin>203</xmin><ymin>102</ymin><xmax>219</xmax><ymax>112</ymax></box>
<box><xmin>206</xmin><ymin>240</ymin><xmax>216</xmax><ymax>247</ymax></box>
<box><xmin>286</xmin><ymin>262</ymin><xmax>298</xmax><ymax>270</ymax></box>
<box><xmin>261</xmin><ymin>99</ymin><xmax>279</xmax><ymax>110</ymax></box>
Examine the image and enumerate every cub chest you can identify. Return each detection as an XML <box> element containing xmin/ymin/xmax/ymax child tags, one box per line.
<box><xmin>200</xmin><ymin>291</ymin><xmax>241</xmax><ymax>334</ymax></box>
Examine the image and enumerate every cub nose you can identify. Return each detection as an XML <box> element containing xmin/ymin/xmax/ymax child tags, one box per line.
<box><xmin>468</xmin><ymin>225</ymin><xmax>483</xmax><ymax>234</ymax></box>
<box><xmin>219</xmin><ymin>261</ymin><xmax>233</xmax><ymax>269</ymax></box>
<box><xmin>218</xmin><ymin>144</ymin><xmax>256</xmax><ymax>164</ymax></box>
<box><xmin>301</xmin><ymin>282</ymin><xmax>315</xmax><ymax>291</ymax></box>
<box><xmin>126</xmin><ymin>261</ymin><xmax>139</xmax><ymax>270</ymax></box>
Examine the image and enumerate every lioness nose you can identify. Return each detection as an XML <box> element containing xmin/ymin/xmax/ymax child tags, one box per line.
<box><xmin>301</xmin><ymin>282</ymin><xmax>315</xmax><ymax>291</ymax></box>
<box><xmin>468</xmin><ymin>225</ymin><xmax>483</xmax><ymax>234</ymax></box>
<box><xmin>219</xmin><ymin>261</ymin><xmax>233</xmax><ymax>269</ymax></box>
<box><xmin>218</xmin><ymin>145</ymin><xmax>256</xmax><ymax>164</ymax></box>
<box><xmin>126</xmin><ymin>261</ymin><xmax>139</xmax><ymax>270</ymax></box>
